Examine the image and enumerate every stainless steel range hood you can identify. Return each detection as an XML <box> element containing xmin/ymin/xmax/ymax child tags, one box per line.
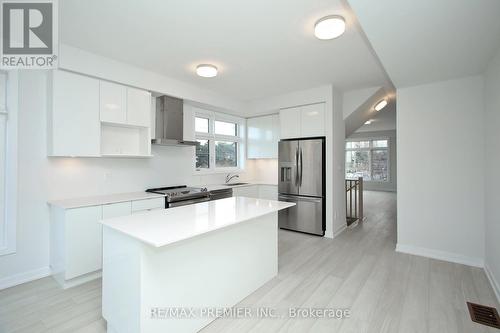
<box><xmin>152</xmin><ymin>95</ymin><xmax>197</xmax><ymax>147</ymax></box>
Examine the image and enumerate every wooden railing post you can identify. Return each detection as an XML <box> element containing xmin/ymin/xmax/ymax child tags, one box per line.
<box><xmin>358</xmin><ymin>177</ymin><xmax>363</xmax><ymax>221</ymax></box>
<box><xmin>345</xmin><ymin>177</ymin><xmax>364</xmax><ymax>226</ymax></box>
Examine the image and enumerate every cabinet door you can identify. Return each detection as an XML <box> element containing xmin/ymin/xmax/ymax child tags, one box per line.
<box><xmin>233</xmin><ymin>185</ymin><xmax>259</xmax><ymax>198</ymax></box>
<box><xmin>259</xmin><ymin>185</ymin><xmax>278</xmax><ymax>200</ymax></box>
<box><xmin>259</xmin><ymin>115</ymin><xmax>275</xmax><ymax>158</ymax></box>
<box><xmin>127</xmin><ymin>87</ymin><xmax>151</xmax><ymax>127</ymax></box>
<box><xmin>246</xmin><ymin>117</ymin><xmax>262</xmax><ymax>159</ymax></box>
<box><xmin>100</xmin><ymin>81</ymin><xmax>127</xmax><ymax>124</ymax></box>
<box><xmin>131</xmin><ymin>198</ymin><xmax>165</xmax><ymax>213</ymax></box>
<box><xmin>271</xmin><ymin>114</ymin><xmax>280</xmax><ymax>157</ymax></box>
<box><xmin>300</xmin><ymin>103</ymin><xmax>325</xmax><ymax>137</ymax></box>
<box><xmin>102</xmin><ymin>201</ymin><xmax>132</xmax><ymax>219</ymax></box>
<box><xmin>279</xmin><ymin>107</ymin><xmax>301</xmax><ymax>139</ymax></box>
<box><xmin>65</xmin><ymin>206</ymin><xmax>103</xmax><ymax>279</ymax></box>
<box><xmin>49</xmin><ymin>70</ymin><xmax>100</xmax><ymax>157</ymax></box>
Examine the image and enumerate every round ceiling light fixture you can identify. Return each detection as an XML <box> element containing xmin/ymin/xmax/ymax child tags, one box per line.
<box><xmin>314</xmin><ymin>15</ymin><xmax>346</xmax><ymax>40</ymax></box>
<box><xmin>374</xmin><ymin>99</ymin><xmax>388</xmax><ymax>111</ymax></box>
<box><xmin>196</xmin><ymin>64</ymin><xmax>218</xmax><ymax>78</ymax></box>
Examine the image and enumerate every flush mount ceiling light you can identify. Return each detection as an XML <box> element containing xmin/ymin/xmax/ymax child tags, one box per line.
<box><xmin>364</xmin><ymin>120</ymin><xmax>373</xmax><ymax>125</ymax></box>
<box><xmin>314</xmin><ymin>15</ymin><xmax>346</xmax><ymax>40</ymax></box>
<box><xmin>374</xmin><ymin>99</ymin><xmax>388</xmax><ymax>111</ymax></box>
<box><xmin>196</xmin><ymin>64</ymin><xmax>218</xmax><ymax>78</ymax></box>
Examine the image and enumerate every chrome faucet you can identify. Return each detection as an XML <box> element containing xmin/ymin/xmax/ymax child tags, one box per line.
<box><xmin>225</xmin><ymin>173</ymin><xmax>239</xmax><ymax>184</ymax></box>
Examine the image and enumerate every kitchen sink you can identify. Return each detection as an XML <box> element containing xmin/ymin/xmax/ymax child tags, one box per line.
<box><xmin>224</xmin><ymin>182</ymin><xmax>249</xmax><ymax>186</ymax></box>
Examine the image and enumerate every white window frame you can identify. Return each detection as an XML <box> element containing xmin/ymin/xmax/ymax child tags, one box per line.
<box><xmin>0</xmin><ymin>71</ymin><xmax>18</xmax><ymax>256</ymax></box>
<box><xmin>345</xmin><ymin>137</ymin><xmax>390</xmax><ymax>183</ymax></box>
<box><xmin>194</xmin><ymin>109</ymin><xmax>245</xmax><ymax>174</ymax></box>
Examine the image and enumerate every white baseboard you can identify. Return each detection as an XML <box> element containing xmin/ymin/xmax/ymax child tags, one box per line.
<box><xmin>333</xmin><ymin>225</ymin><xmax>347</xmax><ymax>238</ymax></box>
<box><xmin>484</xmin><ymin>263</ymin><xmax>500</xmax><ymax>304</ymax></box>
<box><xmin>0</xmin><ymin>266</ymin><xmax>51</xmax><ymax>290</ymax></box>
<box><xmin>395</xmin><ymin>243</ymin><xmax>484</xmax><ymax>268</ymax></box>
<box><xmin>52</xmin><ymin>270</ymin><xmax>102</xmax><ymax>289</ymax></box>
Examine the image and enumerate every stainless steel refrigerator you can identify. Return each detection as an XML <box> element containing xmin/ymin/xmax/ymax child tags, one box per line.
<box><xmin>278</xmin><ymin>137</ymin><xmax>325</xmax><ymax>236</ymax></box>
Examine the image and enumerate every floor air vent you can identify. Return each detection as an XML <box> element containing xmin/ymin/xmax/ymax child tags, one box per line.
<box><xmin>467</xmin><ymin>302</ymin><xmax>500</xmax><ymax>329</ymax></box>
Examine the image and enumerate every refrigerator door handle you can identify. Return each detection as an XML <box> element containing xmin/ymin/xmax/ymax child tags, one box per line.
<box><xmin>278</xmin><ymin>194</ymin><xmax>323</xmax><ymax>203</ymax></box>
<box><xmin>295</xmin><ymin>147</ymin><xmax>299</xmax><ymax>186</ymax></box>
<box><xmin>299</xmin><ymin>147</ymin><xmax>303</xmax><ymax>187</ymax></box>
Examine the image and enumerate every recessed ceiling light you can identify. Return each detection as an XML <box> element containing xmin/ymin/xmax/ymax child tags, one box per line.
<box><xmin>374</xmin><ymin>99</ymin><xmax>388</xmax><ymax>111</ymax></box>
<box><xmin>196</xmin><ymin>64</ymin><xmax>218</xmax><ymax>78</ymax></box>
<box><xmin>364</xmin><ymin>120</ymin><xmax>372</xmax><ymax>125</ymax></box>
<box><xmin>314</xmin><ymin>15</ymin><xmax>346</xmax><ymax>40</ymax></box>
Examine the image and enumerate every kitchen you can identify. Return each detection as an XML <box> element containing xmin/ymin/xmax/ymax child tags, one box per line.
<box><xmin>2</xmin><ymin>0</ymin><xmax>500</xmax><ymax>332</ymax></box>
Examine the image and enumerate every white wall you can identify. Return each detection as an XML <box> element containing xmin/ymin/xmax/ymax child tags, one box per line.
<box><xmin>348</xmin><ymin>130</ymin><xmax>397</xmax><ymax>192</ymax></box>
<box><xmin>343</xmin><ymin>86</ymin><xmax>380</xmax><ymax>118</ymax></box>
<box><xmin>332</xmin><ymin>87</ymin><xmax>347</xmax><ymax>236</ymax></box>
<box><xmin>396</xmin><ymin>75</ymin><xmax>485</xmax><ymax>266</ymax></box>
<box><xmin>484</xmin><ymin>46</ymin><xmax>500</xmax><ymax>300</ymax></box>
<box><xmin>245</xmin><ymin>159</ymin><xmax>278</xmax><ymax>184</ymax></box>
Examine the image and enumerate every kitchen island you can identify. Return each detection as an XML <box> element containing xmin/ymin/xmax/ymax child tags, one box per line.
<box><xmin>100</xmin><ymin>196</ymin><xmax>295</xmax><ymax>333</ymax></box>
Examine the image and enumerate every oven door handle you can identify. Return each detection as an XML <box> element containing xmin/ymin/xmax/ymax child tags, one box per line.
<box><xmin>168</xmin><ymin>197</ymin><xmax>210</xmax><ymax>208</ymax></box>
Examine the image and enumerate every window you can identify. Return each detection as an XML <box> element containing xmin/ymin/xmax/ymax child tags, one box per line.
<box><xmin>193</xmin><ymin>109</ymin><xmax>244</xmax><ymax>172</ymax></box>
<box><xmin>215</xmin><ymin>141</ymin><xmax>237</xmax><ymax>167</ymax></box>
<box><xmin>345</xmin><ymin>138</ymin><xmax>389</xmax><ymax>181</ymax></box>
<box><xmin>195</xmin><ymin>117</ymin><xmax>209</xmax><ymax>133</ymax></box>
<box><xmin>0</xmin><ymin>82</ymin><xmax>5</xmax><ymax>250</ymax></box>
<box><xmin>195</xmin><ymin>139</ymin><xmax>210</xmax><ymax>169</ymax></box>
<box><xmin>0</xmin><ymin>71</ymin><xmax>16</xmax><ymax>256</ymax></box>
<box><xmin>214</xmin><ymin>120</ymin><xmax>237</xmax><ymax>136</ymax></box>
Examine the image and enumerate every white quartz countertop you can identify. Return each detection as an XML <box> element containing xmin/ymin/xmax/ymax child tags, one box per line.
<box><xmin>48</xmin><ymin>191</ymin><xmax>166</xmax><ymax>209</ymax></box>
<box><xmin>100</xmin><ymin>196</ymin><xmax>295</xmax><ymax>248</ymax></box>
<box><xmin>48</xmin><ymin>181</ymin><xmax>276</xmax><ymax>209</ymax></box>
<box><xmin>200</xmin><ymin>180</ymin><xmax>278</xmax><ymax>192</ymax></box>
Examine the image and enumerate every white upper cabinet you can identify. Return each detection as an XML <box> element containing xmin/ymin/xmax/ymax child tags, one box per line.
<box><xmin>100</xmin><ymin>81</ymin><xmax>127</xmax><ymax>124</ymax></box>
<box><xmin>48</xmin><ymin>70</ymin><xmax>101</xmax><ymax>157</ymax></box>
<box><xmin>182</xmin><ymin>103</ymin><xmax>195</xmax><ymax>141</ymax></box>
<box><xmin>127</xmin><ymin>87</ymin><xmax>151</xmax><ymax>127</ymax></box>
<box><xmin>300</xmin><ymin>103</ymin><xmax>325</xmax><ymax>137</ymax></box>
<box><xmin>48</xmin><ymin>70</ymin><xmax>153</xmax><ymax>157</ymax></box>
<box><xmin>279</xmin><ymin>107</ymin><xmax>301</xmax><ymax>139</ymax></box>
<box><xmin>279</xmin><ymin>103</ymin><xmax>325</xmax><ymax>139</ymax></box>
<box><xmin>247</xmin><ymin>114</ymin><xmax>279</xmax><ymax>159</ymax></box>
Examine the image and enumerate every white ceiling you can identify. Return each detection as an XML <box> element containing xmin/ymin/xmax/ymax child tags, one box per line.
<box><xmin>355</xmin><ymin>103</ymin><xmax>396</xmax><ymax>133</ymax></box>
<box><xmin>59</xmin><ymin>0</ymin><xmax>390</xmax><ymax>102</ymax></box>
<box><xmin>348</xmin><ymin>0</ymin><xmax>500</xmax><ymax>88</ymax></box>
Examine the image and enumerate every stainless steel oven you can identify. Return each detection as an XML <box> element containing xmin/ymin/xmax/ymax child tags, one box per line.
<box><xmin>168</xmin><ymin>196</ymin><xmax>210</xmax><ymax>208</ymax></box>
<box><xmin>146</xmin><ymin>185</ymin><xmax>210</xmax><ymax>208</ymax></box>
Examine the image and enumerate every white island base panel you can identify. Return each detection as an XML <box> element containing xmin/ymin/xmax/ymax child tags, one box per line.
<box><xmin>102</xmin><ymin>212</ymin><xmax>278</xmax><ymax>333</ymax></box>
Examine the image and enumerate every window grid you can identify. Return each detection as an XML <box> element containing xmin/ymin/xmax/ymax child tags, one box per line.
<box><xmin>194</xmin><ymin>112</ymin><xmax>243</xmax><ymax>172</ymax></box>
<box><xmin>345</xmin><ymin>138</ymin><xmax>389</xmax><ymax>182</ymax></box>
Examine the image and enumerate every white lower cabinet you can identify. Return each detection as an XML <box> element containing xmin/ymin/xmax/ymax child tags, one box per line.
<box><xmin>233</xmin><ymin>185</ymin><xmax>260</xmax><ymax>198</ymax></box>
<box><xmin>258</xmin><ymin>185</ymin><xmax>278</xmax><ymax>200</ymax></box>
<box><xmin>232</xmin><ymin>185</ymin><xmax>278</xmax><ymax>200</ymax></box>
<box><xmin>102</xmin><ymin>201</ymin><xmax>132</xmax><ymax>219</ymax></box>
<box><xmin>50</xmin><ymin>197</ymin><xmax>164</xmax><ymax>288</ymax></box>
<box><xmin>131</xmin><ymin>197</ymin><xmax>164</xmax><ymax>213</ymax></box>
<box><xmin>64</xmin><ymin>206</ymin><xmax>103</xmax><ymax>280</ymax></box>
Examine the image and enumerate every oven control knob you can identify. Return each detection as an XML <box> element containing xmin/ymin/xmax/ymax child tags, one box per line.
<box><xmin>201</xmin><ymin>187</ymin><xmax>208</xmax><ymax>192</ymax></box>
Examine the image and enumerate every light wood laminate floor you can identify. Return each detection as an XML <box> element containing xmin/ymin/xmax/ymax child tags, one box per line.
<box><xmin>1</xmin><ymin>191</ymin><xmax>498</xmax><ymax>333</ymax></box>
